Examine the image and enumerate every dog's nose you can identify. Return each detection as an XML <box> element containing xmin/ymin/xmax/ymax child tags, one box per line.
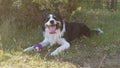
<box><xmin>50</xmin><ymin>20</ymin><xmax>54</xmax><ymax>24</ymax></box>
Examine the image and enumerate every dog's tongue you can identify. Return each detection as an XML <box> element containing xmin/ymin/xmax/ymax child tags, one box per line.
<box><xmin>49</xmin><ymin>26</ymin><xmax>56</xmax><ymax>34</ymax></box>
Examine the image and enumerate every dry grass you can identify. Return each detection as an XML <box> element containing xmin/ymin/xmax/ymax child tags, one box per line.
<box><xmin>0</xmin><ymin>10</ymin><xmax>120</xmax><ymax>68</ymax></box>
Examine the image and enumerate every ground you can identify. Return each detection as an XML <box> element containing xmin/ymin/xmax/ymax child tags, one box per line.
<box><xmin>0</xmin><ymin>10</ymin><xmax>120</xmax><ymax>68</ymax></box>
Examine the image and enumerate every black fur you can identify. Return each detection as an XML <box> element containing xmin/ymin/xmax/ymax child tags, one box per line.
<box><xmin>63</xmin><ymin>22</ymin><xmax>91</xmax><ymax>42</ymax></box>
<box><xmin>43</xmin><ymin>13</ymin><xmax>102</xmax><ymax>42</ymax></box>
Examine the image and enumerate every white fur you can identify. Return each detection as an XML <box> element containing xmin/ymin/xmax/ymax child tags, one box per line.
<box><xmin>24</xmin><ymin>46</ymin><xmax>34</xmax><ymax>52</ymax></box>
<box><xmin>51</xmin><ymin>38</ymin><xmax>70</xmax><ymax>56</ymax></box>
<box><xmin>24</xmin><ymin>14</ymin><xmax>69</xmax><ymax>56</ymax></box>
<box><xmin>96</xmin><ymin>28</ymin><xmax>104</xmax><ymax>34</ymax></box>
<box><xmin>45</xmin><ymin>28</ymin><xmax>61</xmax><ymax>46</ymax></box>
<box><xmin>45</xmin><ymin>14</ymin><xmax>57</xmax><ymax>26</ymax></box>
<box><xmin>44</xmin><ymin>24</ymin><xmax>70</xmax><ymax>56</ymax></box>
<box><xmin>61</xmin><ymin>20</ymin><xmax>66</xmax><ymax>36</ymax></box>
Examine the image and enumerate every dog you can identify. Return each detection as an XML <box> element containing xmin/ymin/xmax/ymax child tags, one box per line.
<box><xmin>24</xmin><ymin>13</ymin><xmax>103</xmax><ymax>56</ymax></box>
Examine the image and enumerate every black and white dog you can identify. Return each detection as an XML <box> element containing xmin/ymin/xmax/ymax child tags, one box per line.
<box><xmin>24</xmin><ymin>14</ymin><xmax>103</xmax><ymax>56</ymax></box>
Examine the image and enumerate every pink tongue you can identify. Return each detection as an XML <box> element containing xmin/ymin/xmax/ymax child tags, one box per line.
<box><xmin>49</xmin><ymin>26</ymin><xmax>56</xmax><ymax>34</ymax></box>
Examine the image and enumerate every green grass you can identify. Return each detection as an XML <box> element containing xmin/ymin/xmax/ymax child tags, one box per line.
<box><xmin>0</xmin><ymin>10</ymin><xmax>120</xmax><ymax>68</ymax></box>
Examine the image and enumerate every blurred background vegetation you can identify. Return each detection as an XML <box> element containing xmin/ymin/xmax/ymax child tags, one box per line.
<box><xmin>0</xmin><ymin>0</ymin><xmax>119</xmax><ymax>29</ymax></box>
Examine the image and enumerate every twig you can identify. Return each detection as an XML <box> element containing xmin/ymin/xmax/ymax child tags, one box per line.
<box><xmin>98</xmin><ymin>54</ymin><xmax>107</xmax><ymax>68</ymax></box>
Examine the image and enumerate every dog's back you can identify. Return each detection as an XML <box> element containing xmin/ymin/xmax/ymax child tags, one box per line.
<box><xmin>64</xmin><ymin>22</ymin><xmax>103</xmax><ymax>42</ymax></box>
<box><xmin>63</xmin><ymin>22</ymin><xmax>91</xmax><ymax>42</ymax></box>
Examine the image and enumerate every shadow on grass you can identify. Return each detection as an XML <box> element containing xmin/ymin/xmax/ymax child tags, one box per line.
<box><xmin>1</xmin><ymin>31</ymin><xmax>120</xmax><ymax>68</ymax></box>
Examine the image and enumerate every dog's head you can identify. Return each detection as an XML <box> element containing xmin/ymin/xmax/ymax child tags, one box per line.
<box><xmin>44</xmin><ymin>14</ymin><xmax>63</xmax><ymax>34</ymax></box>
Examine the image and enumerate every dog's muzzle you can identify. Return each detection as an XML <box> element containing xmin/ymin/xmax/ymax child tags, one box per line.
<box><xmin>47</xmin><ymin>25</ymin><xmax>56</xmax><ymax>34</ymax></box>
<box><xmin>46</xmin><ymin>20</ymin><xmax>61</xmax><ymax>34</ymax></box>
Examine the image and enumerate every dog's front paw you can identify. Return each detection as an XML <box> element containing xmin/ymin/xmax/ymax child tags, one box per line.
<box><xmin>24</xmin><ymin>47</ymin><xmax>34</xmax><ymax>52</ymax></box>
<box><xmin>51</xmin><ymin>51</ymin><xmax>59</xmax><ymax>56</ymax></box>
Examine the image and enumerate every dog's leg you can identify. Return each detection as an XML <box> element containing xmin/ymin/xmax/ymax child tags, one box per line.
<box><xmin>24</xmin><ymin>39</ymin><xmax>49</xmax><ymax>52</ymax></box>
<box><xmin>51</xmin><ymin>39</ymin><xmax>70</xmax><ymax>56</ymax></box>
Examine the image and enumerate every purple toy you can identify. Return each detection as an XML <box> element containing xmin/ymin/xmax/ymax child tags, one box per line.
<box><xmin>33</xmin><ymin>44</ymin><xmax>42</xmax><ymax>51</ymax></box>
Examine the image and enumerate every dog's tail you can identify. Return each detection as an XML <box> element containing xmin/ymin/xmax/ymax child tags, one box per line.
<box><xmin>91</xmin><ymin>28</ymin><xmax>104</xmax><ymax>35</ymax></box>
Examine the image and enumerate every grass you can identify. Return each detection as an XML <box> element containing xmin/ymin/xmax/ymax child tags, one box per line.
<box><xmin>0</xmin><ymin>9</ymin><xmax>120</xmax><ymax>68</ymax></box>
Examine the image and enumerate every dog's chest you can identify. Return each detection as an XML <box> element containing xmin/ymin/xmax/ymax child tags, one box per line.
<box><xmin>45</xmin><ymin>30</ymin><xmax>62</xmax><ymax>45</ymax></box>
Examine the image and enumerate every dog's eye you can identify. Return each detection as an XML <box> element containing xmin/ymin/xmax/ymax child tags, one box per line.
<box><xmin>53</xmin><ymin>16</ymin><xmax>58</xmax><ymax>20</ymax></box>
<box><xmin>46</xmin><ymin>17</ymin><xmax>50</xmax><ymax>21</ymax></box>
<box><xmin>53</xmin><ymin>16</ymin><xmax>56</xmax><ymax>18</ymax></box>
<box><xmin>44</xmin><ymin>17</ymin><xmax>50</xmax><ymax>22</ymax></box>
<box><xmin>47</xmin><ymin>16</ymin><xmax>50</xmax><ymax>19</ymax></box>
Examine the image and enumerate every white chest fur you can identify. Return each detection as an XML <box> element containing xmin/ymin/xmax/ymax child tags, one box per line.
<box><xmin>45</xmin><ymin>29</ymin><xmax>62</xmax><ymax>46</ymax></box>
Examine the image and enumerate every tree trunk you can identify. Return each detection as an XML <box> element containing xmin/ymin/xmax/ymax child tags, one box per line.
<box><xmin>110</xmin><ymin>0</ymin><xmax>117</xmax><ymax>11</ymax></box>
